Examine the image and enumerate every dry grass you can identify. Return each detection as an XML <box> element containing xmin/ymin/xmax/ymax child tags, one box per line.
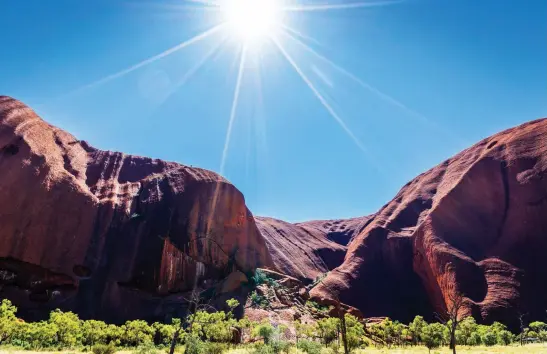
<box><xmin>354</xmin><ymin>344</ymin><xmax>547</xmax><ymax>353</ymax></box>
<box><xmin>1</xmin><ymin>345</ymin><xmax>546</xmax><ymax>354</ymax></box>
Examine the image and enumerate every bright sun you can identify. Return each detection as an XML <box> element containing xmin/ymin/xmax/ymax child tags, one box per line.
<box><xmin>75</xmin><ymin>0</ymin><xmax>398</xmax><ymax>175</ymax></box>
<box><xmin>222</xmin><ymin>0</ymin><xmax>282</xmax><ymax>41</ymax></box>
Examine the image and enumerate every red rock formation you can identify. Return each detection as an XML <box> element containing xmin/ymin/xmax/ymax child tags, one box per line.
<box><xmin>311</xmin><ymin>118</ymin><xmax>547</xmax><ymax>328</ymax></box>
<box><xmin>255</xmin><ymin>216</ymin><xmax>372</xmax><ymax>282</ymax></box>
<box><xmin>0</xmin><ymin>96</ymin><xmax>272</xmax><ymax>322</ymax></box>
<box><xmin>3</xmin><ymin>95</ymin><xmax>547</xmax><ymax>329</ymax></box>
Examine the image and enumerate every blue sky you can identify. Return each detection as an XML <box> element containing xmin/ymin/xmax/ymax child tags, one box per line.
<box><xmin>1</xmin><ymin>0</ymin><xmax>546</xmax><ymax>222</ymax></box>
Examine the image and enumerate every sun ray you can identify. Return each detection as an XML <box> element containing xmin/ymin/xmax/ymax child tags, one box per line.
<box><xmin>66</xmin><ymin>24</ymin><xmax>225</xmax><ymax>97</ymax></box>
<box><xmin>280</xmin><ymin>29</ymin><xmax>466</xmax><ymax>145</ymax></box>
<box><xmin>220</xmin><ymin>43</ymin><xmax>248</xmax><ymax>175</ymax></box>
<box><xmin>282</xmin><ymin>0</ymin><xmax>402</xmax><ymax>12</ymax></box>
<box><xmin>207</xmin><ymin>43</ymin><xmax>247</xmax><ymax>236</ymax></box>
<box><xmin>271</xmin><ymin>35</ymin><xmax>368</xmax><ymax>155</ymax></box>
<box><xmin>253</xmin><ymin>51</ymin><xmax>268</xmax><ymax>158</ymax></box>
<box><xmin>280</xmin><ymin>29</ymin><xmax>434</xmax><ymax>125</ymax></box>
<box><xmin>279</xmin><ymin>24</ymin><xmax>323</xmax><ymax>47</ymax></box>
<box><xmin>159</xmin><ymin>35</ymin><xmax>228</xmax><ymax>105</ymax></box>
<box><xmin>126</xmin><ymin>0</ymin><xmax>220</xmax><ymax>13</ymax></box>
<box><xmin>186</xmin><ymin>0</ymin><xmax>221</xmax><ymax>7</ymax></box>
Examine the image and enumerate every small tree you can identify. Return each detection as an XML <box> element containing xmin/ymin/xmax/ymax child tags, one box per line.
<box><xmin>49</xmin><ymin>309</ymin><xmax>82</xmax><ymax>348</ymax></box>
<box><xmin>436</xmin><ymin>280</ymin><xmax>465</xmax><ymax>354</ymax></box>
<box><xmin>252</xmin><ymin>321</ymin><xmax>275</xmax><ymax>344</ymax></box>
<box><xmin>316</xmin><ymin>317</ymin><xmax>339</xmax><ymax>346</ymax></box>
<box><xmin>518</xmin><ymin>312</ymin><xmax>528</xmax><ymax>346</ymax></box>
<box><xmin>421</xmin><ymin>323</ymin><xmax>444</xmax><ymax>354</ymax></box>
<box><xmin>122</xmin><ymin>320</ymin><xmax>154</xmax><ymax>347</ymax></box>
<box><xmin>344</xmin><ymin>314</ymin><xmax>365</xmax><ymax>351</ymax></box>
<box><xmin>0</xmin><ymin>299</ymin><xmax>17</xmax><ymax>344</ymax></box>
<box><xmin>409</xmin><ymin>315</ymin><xmax>426</xmax><ymax>345</ymax></box>
<box><xmin>457</xmin><ymin>316</ymin><xmax>477</xmax><ymax>345</ymax></box>
<box><xmin>529</xmin><ymin>321</ymin><xmax>547</xmax><ymax>335</ymax></box>
<box><xmin>82</xmin><ymin>320</ymin><xmax>109</xmax><ymax>346</ymax></box>
<box><xmin>481</xmin><ymin>331</ymin><xmax>497</xmax><ymax>346</ymax></box>
<box><xmin>294</xmin><ymin>320</ymin><xmax>314</xmax><ymax>344</ymax></box>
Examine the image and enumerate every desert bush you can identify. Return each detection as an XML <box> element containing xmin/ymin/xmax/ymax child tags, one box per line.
<box><xmin>467</xmin><ymin>331</ymin><xmax>481</xmax><ymax>345</ymax></box>
<box><xmin>270</xmin><ymin>340</ymin><xmax>290</xmax><ymax>354</ymax></box>
<box><xmin>202</xmin><ymin>342</ymin><xmax>228</xmax><ymax>354</ymax></box>
<box><xmin>344</xmin><ymin>313</ymin><xmax>365</xmax><ymax>351</ymax></box>
<box><xmin>185</xmin><ymin>335</ymin><xmax>205</xmax><ymax>354</ymax></box>
<box><xmin>134</xmin><ymin>342</ymin><xmax>159</xmax><ymax>354</ymax></box>
<box><xmin>297</xmin><ymin>339</ymin><xmax>322</xmax><ymax>354</ymax></box>
<box><xmin>49</xmin><ymin>309</ymin><xmax>82</xmax><ymax>347</ymax></box>
<box><xmin>316</xmin><ymin>317</ymin><xmax>339</xmax><ymax>345</ymax></box>
<box><xmin>122</xmin><ymin>320</ymin><xmax>154</xmax><ymax>347</ymax></box>
<box><xmin>421</xmin><ymin>323</ymin><xmax>444</xmax><ymax>353</ymax></box>
<box><xmin>83</xmin><ymin>319</ymin><xmax>109</xmax><ymax>346</ymax></box>
<box><xmin>250</xmin><ymin>291</ymin><xmax>268</xmax><ymax>308</ymax></box>
<box><xmin>92</xmin><ymin>343</ymin><xmax>116</xmax><ymax>354</ymax></box>
<box><xmin>0</xmin><ymin>299</ymin><xmax>17</xmax><ymax>344</ymax></box>
<box><xmin>250</xmin><ymin>270</ymin><xmax>277</xmax><ymax>287</ymax></box>
<box><xmin>305</xmin><ymin>301</ymin><xmax>329</xmax><ymax>315</ymax></box>
<box><xmin>481</xmin><ymin>331</ymin><xmax>497</xmax><ymax>346</ymax></box>
<box><xmin>253</xmin><ymin>343</ymin><xmax>274</xmax><ymax>354</ymax></box>
<box><xmin>252</xmin><ymin>321</ymin><xmax>275</xmax><ymax>344</ymax></box>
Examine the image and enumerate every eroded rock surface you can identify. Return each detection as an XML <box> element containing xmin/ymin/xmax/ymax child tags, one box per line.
<box><xmin>255</xmin><ymin>216</ymin><xmax>372</xmax><ymax>282</ymax></box>
<box><xmin>2</xmin><ymin>96</ymin><xmax>547</xmax><ymax>329</ymax></box>
<box><xmin>0</xmin><ymin>96</ymin><xmax>272</xmax><ymax>322</ymax></box>
<box><xmin>311</xmin><ymin>118</ymin><xmax>547</xmax><ymax>329</ymax></box>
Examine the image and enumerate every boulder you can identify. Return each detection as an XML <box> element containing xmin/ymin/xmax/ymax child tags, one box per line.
<box><xmin>219</xmin><ymin>271</ymin><xmax>248</xmax><ymax>294</ymax></box>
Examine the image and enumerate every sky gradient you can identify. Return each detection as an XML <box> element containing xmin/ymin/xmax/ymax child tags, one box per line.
<box><xmin>1</xmin><ymin>0</ymin><xmax>546</xmax><ymax>222</ymax></box>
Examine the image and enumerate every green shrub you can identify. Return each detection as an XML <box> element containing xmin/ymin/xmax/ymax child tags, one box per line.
<box><xmin>122</xmin><ymin>320</ymin><xmax>154</xmax><ymax>347</ymax></box>
<box><xmin>83</xmin><ymin>320</ymin><xmax>109</xmax><ymax>346</ymax></box>
<box><xmin>270</xmin><ymin>340</ymin><xmax>290</xmax><ymax>354</ymax></box>
<box><xmin>251</xmin><ymin>270</ymin><xmax>269</xmax><ymax>286</ymax></box>
<box><xmin>497</xmin><ymin>329</ymin><xmax>513</xmax><ymax>345</ymax></box>
<box><xmin>305</xmin><ymin>301</ymin><xmax>329</xmax><ymax>315</ymax></box>
<box><xmin>49</xmin><ymin>309</ymin><xmax>82</xmax><ymax>347</ymax></box>
<box><xmin>92</xmin><ymin>343</ymin><xmax>116</xmax><ymax>354</ymax></box>
<box><xmin>252</xmin><ymin>321</ymin><xmax>275</xmax><ymax>344</ymax></box>
<box><xmin>467</xmin><ymin>332</ymin><xmax>481</xmax><ymax>345</ymax></box>
<box><xmin>250</xmin><ymin>291</ymin><xmax>268</xmax><ymax>308</ymax></box>
<box><xmin>315</xmin><ymin>317</ymin><xmax>339</xmax><ymax>345</ymax></box>
<box><xmin>202</xmin><ymin>342</ymin><xmax>227</xmax><ymax>354</ymax></box>
<box><xmin>297</xmin><ymin>339</ymin><xmax>322</xmax><ymax>354</ymax></box>
<box><xmin>421</xmin><ymin>323</ymin><xmax>444</xmax><ymax>352</ymax></box>
<box><xmin>319</xmin><ymin>348</ymin><xmax>336</xmax><ymax>354</ymax></box>
<box><xmin>310</xmin><ymin>273</ymin><xmax>328</xmax><ymax>288</ymax></box>
<box><xmin>185</xmin><ymin>336</ymin><xmax>204</xmax><ymax>354</ymax></box>
<box><xmin>481</xmin><ymin>331</ymin><xmax>497</xmax><ymax>346</ymax></box>
<box><xmin>134</xmin><ymin>343</ymin><xmax>159</xmax><ymax>354</ymax></box>
<box><xmin>327</xmin><ymin>341</ymin><xmax>339</xmax><ymax>354</ymax></box>
<box><xmin>253</xmin><ymin>343</ymin><xmax>274</xmax><ymax>354</ymax></box>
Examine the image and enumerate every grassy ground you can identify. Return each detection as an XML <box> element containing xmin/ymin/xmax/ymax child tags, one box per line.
<box><xmin>1</xmin><ymin>345</ymin><xmax>546</xmax><ymax>354</ymax></box>
<box><xmin>354</xmin><ymin>344</ymin><xmax>547</xmax><ymax>353</ymax></box>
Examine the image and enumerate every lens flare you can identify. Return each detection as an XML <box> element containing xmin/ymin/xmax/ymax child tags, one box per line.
<box><xmin>221</xmin><ymin>0</ymin><xmax>281</xmax><ymax>41</ymax></box>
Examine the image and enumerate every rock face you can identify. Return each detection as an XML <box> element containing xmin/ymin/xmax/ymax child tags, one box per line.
<box><xmin>311</xmin><ymin>118</ymin><xmax>547</xmax><ymax>329</ymax></box>
<box><xmin>0</xmin><ymin>96</ymin><xmax>273</xmax><ymax>322</ymax></box>
<box><xmin>255</xmin><ymin>216</ymin><xmax>372</xmax><ymax>283</ymax></box>
<box><xmin>2</xmin><ymin>96</ymin><xmax>547</xmax><ymax>330</ymax></box>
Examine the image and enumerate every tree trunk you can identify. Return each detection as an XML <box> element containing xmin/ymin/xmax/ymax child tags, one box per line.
<box><xmin>338</xmin><ymin>302</ymin><xmax>349</xmax><ymax>354</ymax></box>
<box><xmin>168</xmin><ymin>328</ymin><xmax>181</xmax><ymax>354</ymax></box>
<box><xmin>450</xmin><ymin>327</ymin><xmax>456</xmax><ymax>354</ymax></box>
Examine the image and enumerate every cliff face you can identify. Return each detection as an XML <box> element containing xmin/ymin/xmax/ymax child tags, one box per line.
<box><xmin>0</xmin><ymin>96</ymin><xmax>272</xmax><ymax>322</ymax></box>
<box><xmin>255</xmin><ymin>216</ymin><xmax>373</xmax><ymax>283</ymax></box>
<box><xmin>2</xmin><ymin>95</ymin><xmax>547</xmax><ymax>329</ymax></box>
<box><xmin>311</xmin><ymin>118</ymin><xmax>547</xmax><ymax>328</ymax></box>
